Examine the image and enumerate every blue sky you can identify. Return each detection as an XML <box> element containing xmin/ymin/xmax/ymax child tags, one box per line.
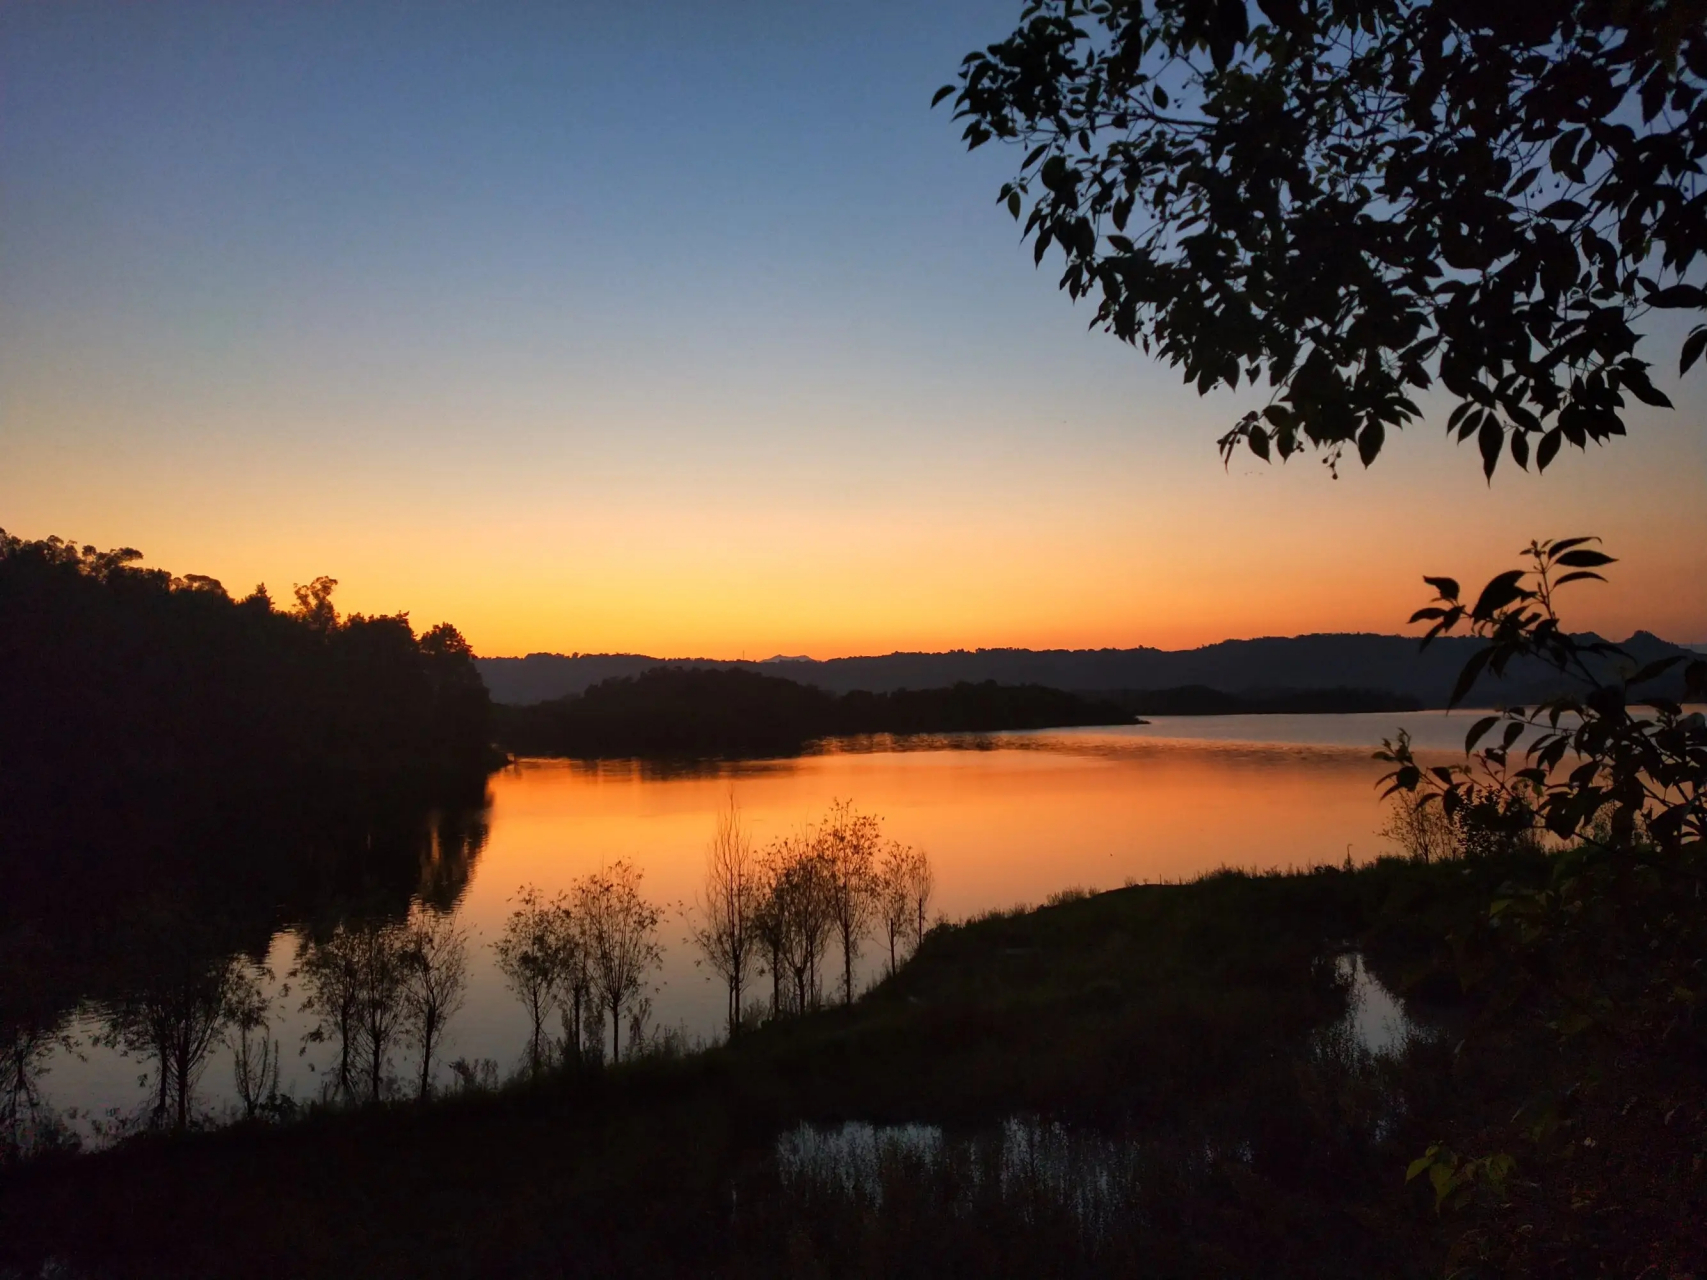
<box><xmin>3</xmin><ymin>1</ymin><xmax>1703</xmax><ymax>655</ymax></box>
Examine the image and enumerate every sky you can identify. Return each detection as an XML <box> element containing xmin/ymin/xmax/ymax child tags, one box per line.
<box><xmin>3</xmin><ymin>0</ymin><xmax>1704</xmax><ymax>658</ymax></box>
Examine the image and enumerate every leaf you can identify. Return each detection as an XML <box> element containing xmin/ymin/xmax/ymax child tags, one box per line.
<box><xmin>1423</xmin><ymin>576</ymin><xmax>1460</xmax><ymax>602</ymax></box>
<box><xmin>1536</xmin><ymin>428</ymin><xmax>1563</xmax><ymax>471</ymax></box>
<box><xmin>1153</xmin><ymin>85</ymin><xmax>1169</xmax><ymax>109</ymax></box>
<box><xmin>930</xmin><ymin>85</ymin><xmax>955</xmax><ymax>108</ymax></box>
<box><xmin>1450</xmin><ymin>648</ymin><xmax>1493</xmax><ymax>708</ymax></box>
<box><xmin>1555</xmin><ymin>549</ymin><xmax>1615</xmax><ymax>568</ymax></box>
<box><xmin>1552</xmin><ymin>571</ymin><xmax>1607</xmax><ymax>587</ymax></box>
<box><xmin>1471</xmin><ymin>569</ymin><xmax>1528</xmax><ymax>619</ymax></box>
<box><xmin>1007</xmin><ymin>190</ymin><xmax>1022</xmax><ymax>219</ymax></box>
<box><xmin>1627</xmin><ymin>380</ymin><xmax>1674</xmax><ymax>408</ymax></box>
<box><xmin>1681</xmin><ymin>327</ymin><xmax>1707</xmax><ymax>376</ymax></box>
<box><xmin>1465</xmin><ymin>715</ymin><xmax>1500</xmax><ymax>752</ymax></box>
<box><xmin>1477</xmin><ymin>416</ymin><xmax>1502</xmax><ymax>479</ymax></box>
<box><xmin>1647</xmin><ymin>284</ymin><xmax>1706</xmax><ymax>309</ymax></box>
<box><xmin>1357</xmin><ymin>420</ymin><xmax>1384</xmax><ymax>467</ymax></box>
<box><xmin>1539</xmin><ymin>199</ymin><xmax>1588</xmax><ymax>220</ymax></box>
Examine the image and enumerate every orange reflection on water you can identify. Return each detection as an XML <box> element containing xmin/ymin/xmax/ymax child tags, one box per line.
<box><xmin>453</xmin><ymin>726</ymin><xmax>1427</xmax><ymax>1039</ymax></box>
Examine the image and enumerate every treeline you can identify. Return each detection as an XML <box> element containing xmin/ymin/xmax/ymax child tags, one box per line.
<box><xmin>2</xmin><ymin>800</ymin><xmax>933</xmax><ymax>1156</ymax></box>
<box><xmin>1106</xmin><ymin>685</ymin><xmax>1425</xmax><ymax>716</ymax></box>
<box><xmin>493</xmin><ymin>666</ymin><xmax>1131</xmax><ymax>757</ymax></box>
<box><xmin>0</xmin><ymin>531</ymin><xmax>495</xmax><ymax>796</ymax></box>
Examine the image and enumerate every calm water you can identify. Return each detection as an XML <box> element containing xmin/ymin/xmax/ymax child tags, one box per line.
<box><xmin>37</xmin><ymin>711</ymin><xmax>1472</xmax><ymax>1132</ymax></box>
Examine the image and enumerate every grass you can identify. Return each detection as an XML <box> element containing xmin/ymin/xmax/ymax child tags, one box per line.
<box><xmin>0</xmin><ymin>853</ymin><xmax>1579</xmax><ymax>1278</ymax></box>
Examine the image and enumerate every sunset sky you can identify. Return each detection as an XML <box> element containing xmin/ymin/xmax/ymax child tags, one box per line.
<box><xmin>4</xmin><ymin>1</ymin><xmax>1704</xmax><ymax>658</ymax></box>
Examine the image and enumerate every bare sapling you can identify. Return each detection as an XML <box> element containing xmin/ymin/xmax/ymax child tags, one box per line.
<box><xmin>399</xmin><ymin>907</ymin><xmax>469</xmax><ymax>1099</ymax></box>
<box><xmin>554</xmin><ymin>905</ymin><xmax>593</xmax><ymax>1068</ymax></box>
<box><xmin>819</xmin><ymin>799</ymin><xmax>881</xmax><ymax>1005</ymax></box>
<box><xmin>876</xmin><ymin>841</ymin><xmax>916</xmax><ymax>976</ymax></box>
<box><xmin>907</xmin><ymin>846</ymin><xmax>935</xmax><ymax>953</ymax></box>
<box><xmin>494</xmin><ymin>886</ymin><xmax>572</xmax><ymax>1077</ymax></box>
<box><xmin>581</xmin><ymin>860</ymin><xmax>663</xmax><ymax>1064</ymax></box>
<box><xmin>771</xmin><ymin>831</ymin><xmax>835</xmax><ymax>1014</ymax></box>
<box><xmin>106</xmin><ymin>940</ymin><xmax>248</xmax><ymax>1131</ymax></box>
<box><xmin>298</xmin><ymin>926</ymin><xmax>364</xmax><ymax>1102</ymax></box>
<box><xmin>226</xmin><ymin>962</ymin><xmax>278</xmax><ymax>1120</ymax></box>
<box><xmin>690</xmin><ymin>795</ymin><xmax>760</xmax><ymax>1038</ymax></box>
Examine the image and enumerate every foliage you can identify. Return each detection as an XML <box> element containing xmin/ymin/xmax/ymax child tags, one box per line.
<box><xmin>0</xmin><ymin>529</ymin><xmax>494</xmax><ymax>797</ymax></box>
<box><xmin>762</xmin><ymin>831</ymin><xmax>838</xmax><ymax>1017</ymax></box>
<box><xmin>819</xmin><ymin>799</ymin><xmax>883</xmax><ymax>1006</ymax></box>
<box><xmin>1380</xmin><ymin>538</ymin><xmax>1705</xmax><ymax>858</ymax></box>
<box><xmin>876</xmin><ymin>841</ymin><xmax>934</xmax><ymax>976</ymax></box>
<box><xmin>493</xmin><ymin>887</ymin><xmax>575</xmax><ymax>1077</ymax></box>
<box><xmin>1</xmin><ymin>1024</ymin><xmax>77</xmax><ymax>1163</ymax></box>
<box><xmin>1379</xmin><ymin>540</ymin><xmax>1706</xmax><ymax>1260</ymax></box>
<box><xmin>101</xmin><ymin>937</ymin><xmax>251</xmax><ymax>1131</ymax></box>
<box><xmin>225</xmin><ymin>962</ymin><xmax>281</xmax><ymax>1122</ymax></box>
<box><xmin>398</xmin><ymin>908</ymin><xmax>469</xmax><ymax>1100</ymax></box>
<box><xmin>937</xmin><ymin>0</ymin><xmax>1707</xmax><ymax>477</ymax></box>
<box><xmin>297</xmin><ymin>920</ymin><xmax>411</xmax><ymax>1104</ymax></box>
<box><xmin>580</xmin><ymin>861</ymin><xmax>664</xmax><ymax>1064</ymax></box>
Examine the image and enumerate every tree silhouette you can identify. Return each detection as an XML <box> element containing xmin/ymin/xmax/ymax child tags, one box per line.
<box><xmin>819</xmin><ymin>800</ymin><xmax>881</xmax><ymax>1006</ymax></box>
<box><xmin>494</xmin><ymin>888</ymin><xmax>573</xmax><ymax>1077</ymax></box>
<box><xmin>581</xmin><ymin>862</ymin><xmax>663</xmax><ymax>1064</ymax></box>
<box><xmin>399</xmin><ymin>909</ymin><xmax>469</xmax><ymax>1100</ymax></box>
<box><xmin>938</xmin><ymin>1</ymin><xmax>1706</xmax><ymax>477</ymax></box>
<box><xmin>689</xmin><ymin>797</ymin><xmax>760</xmax><ymax>1039</ymax></box>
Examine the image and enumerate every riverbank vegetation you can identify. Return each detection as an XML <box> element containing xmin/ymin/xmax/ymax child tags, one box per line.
<box><xmin>6</xmin><ymin>841</ymin><xmax>1692</xmax><ymax>1278</ymax></box>
<box><xmin>492</xmin><ymin>665</ymin><xmax>1132</xmax><ymax>757</ymax></box>
<box><xmin>0</xmin><ymin>530</ymin><xmax>497</xmax><ymax>805</ymax></box>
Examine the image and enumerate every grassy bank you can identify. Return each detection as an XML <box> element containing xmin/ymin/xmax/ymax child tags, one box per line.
<box><xmin>2</xmin><ymin>852</ymin><xmax>1693</xmax><ymax>1277</ymax></box>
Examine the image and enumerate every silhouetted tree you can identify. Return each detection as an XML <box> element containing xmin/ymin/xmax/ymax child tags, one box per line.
<box><xmin>292</xmin><ymin>576</ymin><xmax>339</xmax><ymax>634</ymax></box>
<box><xmin>1</xmin><ymin>1024</ymin><xmax>66</xmax><ymax>1162</ymax></box>
<box><xmin>581</xmin><ymin>861</ymin><xmax>663</xmax><ymax>1063</ymax></box>
<box><xmin>877</xmin><ymin>841</ymin><xmax>934</xmax><ymax>976</ymax></box>
<box><xmin>768</xmin><ymin>832</ymin><xmax>836</xmax><ymax>1015</ymax></box>
<box><xmin>495</xmin><ymin>887</ymin><xmax>572</xmax><ymax>1077</ymax></box>
<box><xmin>105</xmin><ymin>943</ymin><xmax>248</xmax><ymax>1131</ymax></box>
<box><xmin>0</xmin><ymin>531</ymin><xmax>495</xmax><ymax>795</ymax></box>
<box><xmin>299</xmin><ymin>920</ymin><xmax>408</xmax><ymax>1104</ymax></box>
<box><xmin>690</xmin><ymin>796</ymin><xmax>760</xmax><ymax>1038</ymax></box>
<box><xmin>555</xmin><ymin>901</ymin><xmax>595</xmax><ymax>1069</ymax></box>
<box><xmin>938</xmin><ymin>2</ymin><xmax>1707</xmax><ymax>478</ymax></box>
<box><xmin>819</xmin><ymin>799</ymin><xmax>881</xmax><ymax>1006</ymax></box>
<box><xmin>225</xmin><ymin>963</ymin><xmax>279</xmax><ymax>1121</ymax></box>
<box><xmin>399</xmin><ymin>908</ymin><xmax>469</xmax><ymax>1100</ymax></box>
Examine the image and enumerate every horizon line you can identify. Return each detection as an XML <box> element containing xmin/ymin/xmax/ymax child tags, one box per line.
<box><xmin>476</xmin><ymin>627</ymin><xmax>1701</xmax><ymax>665</ymax></box>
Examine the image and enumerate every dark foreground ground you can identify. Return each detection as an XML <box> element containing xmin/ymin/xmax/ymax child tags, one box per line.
<box><xmin>2</xmin><ymin>856</ymin><xmax>1701</xmax><ymax>1278</ymax></box>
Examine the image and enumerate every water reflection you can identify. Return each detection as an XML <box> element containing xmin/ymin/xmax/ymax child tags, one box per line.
<box><xmin>0</xmin><ymin>779</ymin><xmax>491</xmax><ymax>1150</ymax></box>
<box><xmin>15</xmin><ymin>714</ymin><xmax>1468</xmax><ymax>1136</ymax></box>
<box><xmin>1328</xmin><ymin>952</ymin><xmax>1414</xmax><ymax>1058</ymax></box>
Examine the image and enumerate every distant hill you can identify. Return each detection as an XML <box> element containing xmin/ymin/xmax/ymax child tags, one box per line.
<box><xmin>494</xmin><ymin>669</ymin><xmax>1132</xmax><ymax>758</ymax></box>
<box><xmin>476</xmin><ymin>631</ymin><xmax>1699</xmax><ymax>709</ymax></box>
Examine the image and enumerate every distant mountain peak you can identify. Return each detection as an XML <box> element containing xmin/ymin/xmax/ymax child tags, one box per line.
<box><xmin>759</xmin><ymin>654</ymin><xmax>813</xmax><ymax>664</ymax></box>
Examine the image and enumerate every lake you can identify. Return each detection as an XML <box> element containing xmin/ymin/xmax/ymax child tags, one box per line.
<box><xmin>32</xmin><ymin>711</ymin><xmax>1474</xmax><ymax>1135</ymax></box>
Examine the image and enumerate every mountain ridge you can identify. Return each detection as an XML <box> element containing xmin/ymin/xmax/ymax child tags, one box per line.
<box><xmin>475</xmin><ymin>631</ymin><xmax>1698</xmax><ymax>709</ymax></box>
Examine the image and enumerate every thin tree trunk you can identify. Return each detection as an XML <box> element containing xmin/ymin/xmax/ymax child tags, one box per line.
<box><xmin>610</xmin><ymin>1002</ymin><xmax>621</xmax><ymax>1064</ymax></box>
<box><xmin>843</xmin><ymin>926</ymin><xmax>854</xmax><ymax>1006</ymax></box>
<box><xmin>418</xmin><ymin>1013</ymin><xmax>435</xmax><ymax>1099</ymax></box>
<box><xmin>174</xmin><ymin>1040</ymin><xmax>189</xmax><ymax>1130</ymax></box>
